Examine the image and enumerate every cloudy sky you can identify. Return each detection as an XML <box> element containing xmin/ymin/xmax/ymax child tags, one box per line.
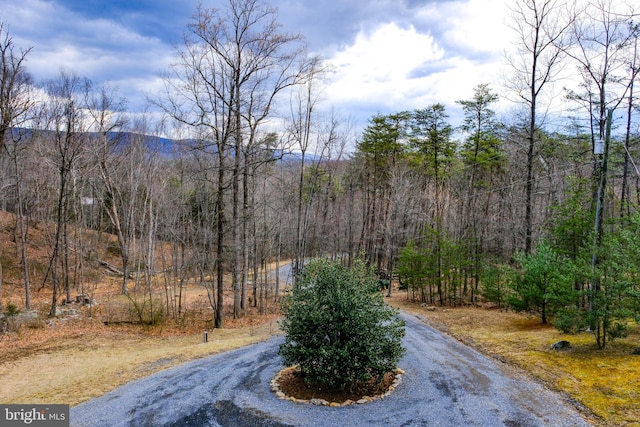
<box><xmin>1</xmin><ymin>0</ymin><xmax>515</xmax><ymax>129</ymax></box>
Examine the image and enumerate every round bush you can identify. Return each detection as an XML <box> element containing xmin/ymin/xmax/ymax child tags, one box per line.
<box><xmin>278</xmin><ymin>258</ymin><xmax>405</xmax><ymax>390</ymax></box>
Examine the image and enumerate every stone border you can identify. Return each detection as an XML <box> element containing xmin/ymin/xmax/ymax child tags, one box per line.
<box><xmin>270</xmin><ymin>366</ymin><xmax>404</xmax><ymax>407</ymax></box>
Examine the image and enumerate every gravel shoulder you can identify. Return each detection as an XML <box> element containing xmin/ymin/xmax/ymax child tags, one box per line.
<box><xmin>71</xmin><ymin>312</ymin><xmax>593</xmax><ymax>427</ymax></box>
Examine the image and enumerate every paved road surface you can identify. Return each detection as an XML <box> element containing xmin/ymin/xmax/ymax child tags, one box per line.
<box><xmin>71</xmin><ymin>312</ymin><xmax>591</xmax><ymax>426</ymax></box>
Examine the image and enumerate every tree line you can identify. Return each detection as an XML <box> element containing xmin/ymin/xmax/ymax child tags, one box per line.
<box><xmin>0</xmin><ymin>0</ymin><xmax>639</xmax><ymax>347</ymax></box>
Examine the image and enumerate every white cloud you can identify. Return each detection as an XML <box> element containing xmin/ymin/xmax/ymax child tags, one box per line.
<box><xmin>318</xmin><ymin>0</ymin><xmax>522</xmax><ymax>129</ymax></box>
<box><xmin>325</xmin><ymin>22</ymin><xmax>444</xmax><ymax>110</ymax></box>
<box><xmin>2</xmin><ymin>0</ymin><xmax>174</xmax><ymax>111</ymax></box>
<box><xmin>435</xmin><ymin>0</ymin><xmax>512</xmax><ymax>57</ymax></box>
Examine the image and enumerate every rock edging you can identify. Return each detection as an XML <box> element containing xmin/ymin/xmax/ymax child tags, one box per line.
<box><xmin>270</xmin><ymin>366</ymin><xmax>404</xmax><ymax>407</ymax></box>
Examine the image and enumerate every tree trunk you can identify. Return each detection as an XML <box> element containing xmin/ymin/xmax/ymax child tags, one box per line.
<box><xmin>48</xmin><ymin>157</ymin><xmax>68</xmax><ymax>317</ymax></box>
<box><xmin>11</xmin><ymin>142</ymin><xmax>30</xmax><ymax>309</ymax></box>
<box><xmin>620</xmin><ymin>42</ymin><xmax>637</xmax><ymax>220</ymax></box>
<box><xmin>0</xmin><ymin>258</ymin><xmax>3</xmax><ymax>311</ymax></box>
<box><xmin>215</xmin><ymin>155</ymin><xmax>226</xmax><ymax>329</ymax></box>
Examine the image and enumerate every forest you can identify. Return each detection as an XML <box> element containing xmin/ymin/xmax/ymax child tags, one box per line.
<box><xmin>1</xmin><ymin>0</ymin><xmax>639</xmax><ymax>351</ymax></box>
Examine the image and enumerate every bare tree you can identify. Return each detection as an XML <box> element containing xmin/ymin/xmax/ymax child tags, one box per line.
<box><xmin>0</xmin><ymin>22</ymin><xmax>32</xmax><ymax>162</ymax></box>
<box><xmin>620</xmin><ymin>31</ymin><xmax>640</xmax><ymax>218</ymax></box>
<box><xmin>126</xmin><ymin>127</ymin><xmax>165</xmax><ymax>325</ymax></box>
<box><xmin>6</xmin><ymin>128</ymin><xmax>34</xmax><ymax>309</ymax></box>
<box><xmin>0</xmin><ymin>22</ymin><xmax>34</xmax><ymax>309</ymax></box>
<box><xmin>157</xmin><ymin>0</ymin><xmax>311</xmax><ymax>327</ymax></box>
<box><xmin>84</xmin><ymin>84</ymin><xmax>131</xmax><ymax>294</ymax></box>
<box><xmin>564</xmin><ymin>0</ymin><xmax>639</xmax><ymax>222</ymax></box>
<box><xmin>383</xmin><ymin>161</ymin><xmax>422</xmax><ymax>297</ymax></box>
<box><xmin>506</xmin><ymin>0</ymin><xmax>573</xmax><ymax>253</ymax></box>
<box><xmin>566</xmin><ymin>0</ymin><xmax>638</xmax><ymax>142</ymax></box>
<box><xmin>39</xmin><ymin>71</ymin><xmax>90</xmax><ymax>316</ymax></box>
<box><xmin>287</xmin><ymin>57</ymin><xmax>326</xmax><ymax>283</ymax></box>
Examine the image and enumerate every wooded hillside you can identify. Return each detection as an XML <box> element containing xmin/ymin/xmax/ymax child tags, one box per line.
<box><xmin>1</xmin><ymin>0</ymin><xmax>639</xmax><ymax>347</ymax></box>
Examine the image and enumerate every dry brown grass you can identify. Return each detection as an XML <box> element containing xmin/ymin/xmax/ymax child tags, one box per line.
<box><xmin>388</xmin><ymin>293</ymin><xmax>640</xmax><ymax>427</ymax></box>
<box><xmin>0</xmin><ymin>317</ymin><xmax>280</xmax><ymax>406</ymax></box>
<box><xmin>0</xmin><ymin>270</ymin><xmax>284</xmax><ymax>406</ymax></box>
<box><xmin>0</xmin><ymin>211</ymin><xmax>285</xmax><ymax>406</ymax></box>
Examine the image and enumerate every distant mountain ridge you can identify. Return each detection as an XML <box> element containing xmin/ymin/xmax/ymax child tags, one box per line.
<box><xmin>8</xmin><ymin>128</ymin><xmax>317</xmax><ymax>161</ymax></box>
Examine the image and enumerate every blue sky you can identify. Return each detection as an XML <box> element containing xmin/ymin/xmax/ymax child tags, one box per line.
<box><xmin>1</xmin><ymin>0</ymin><xmax>514</xmax><ymax>129</ymax></box>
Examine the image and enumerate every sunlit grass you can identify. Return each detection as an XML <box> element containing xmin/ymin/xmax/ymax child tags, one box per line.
<box><xmin>0</xmin><ymin>320</ymin><xmax>281</xmax><ymax>406</ymax></box>
<box><xmin>388</xmin><ymin>294</ymin><xmax>640</xmax><ymax>427</ymax></box>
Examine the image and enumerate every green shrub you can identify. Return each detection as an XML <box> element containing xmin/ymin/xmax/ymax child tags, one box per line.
<box><xmin>481</xmin><ymin>263</ymin><xmax>513</xmax><ymax>308</ymax></box>
<box><xmin>279</xmin><ymin>258</ymin><xmax>405</xmax><ymax>390</ymax></box>
<box><xmin>126</xmin><ymin>294</ymin><xmax>165</xmax><ymax>326</ymax></box>
<box><xmin>607</xmin><ymin>321</ymin><xmax>629</xmax><ymax>340</ymax></box>
<box><xmin>508</xmin><ymin>241</ymin><xmax>575</xmax><ymax>324</ymax></box>
<box><xmin>3</xmin><ymin>301</ymin><xmax>20</xmax><ymax>317</ymax></box>
<box><xmin>553</xmin><ymin>306</ymin><xmax>586</xmax><ymax>334</ymax></box>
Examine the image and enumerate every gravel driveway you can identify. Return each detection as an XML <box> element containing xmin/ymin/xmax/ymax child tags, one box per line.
<box><xmin>71</xmin><ymin>312</ymin><xmax>592</xmax><ymax>426</ymax></box>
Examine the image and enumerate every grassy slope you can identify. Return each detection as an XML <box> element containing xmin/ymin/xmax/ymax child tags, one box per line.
<box><xmin>0</xmin><ymin>319</ymin><xmax>281</xmax><ymax>406</ymax></box>
<box><xmin>0</xmin><ymin>211</ymin><xmax>284</xmax><ymax>406</ymax></box>
<box><xmin>388</xmin><ymin>294</ymin><xmax>640</xmax><ymax>427</ymax></box>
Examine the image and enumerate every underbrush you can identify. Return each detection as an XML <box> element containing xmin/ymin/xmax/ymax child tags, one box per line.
<box><xmin>0</xmin><ymin>278</ymin><xmax>283</xmax><ymax>406</ymax></box>
<box><xmin>1</xmin><ymin>277</ymin><xmax>283</xmax><ymax>352</ymax></box>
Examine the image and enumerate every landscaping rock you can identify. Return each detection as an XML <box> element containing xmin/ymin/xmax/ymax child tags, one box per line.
<box><xmin>2</xmin><ymin>310</ymin><xmax>42</xmax><ymax>331</ymax></box>
<box><xmin>54</xmin><ymin>307</ymin><xmax>79</xmax><ymax>319</ymax></box>
<box><xmin>0</xmin><ymin>314</ymin><xmax>7</xmax><ymax>333</ymax></box>
<box><xmin>550</xmin><ymin>340</ymin><xmax>571</xmax><ymax>350</ymax></box>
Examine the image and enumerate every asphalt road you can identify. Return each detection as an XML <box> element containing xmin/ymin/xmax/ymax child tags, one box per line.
<box><xmin>71</xmin><ymin>312</ymin><xmax>592</xmax><ymax>427</ymax></box>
